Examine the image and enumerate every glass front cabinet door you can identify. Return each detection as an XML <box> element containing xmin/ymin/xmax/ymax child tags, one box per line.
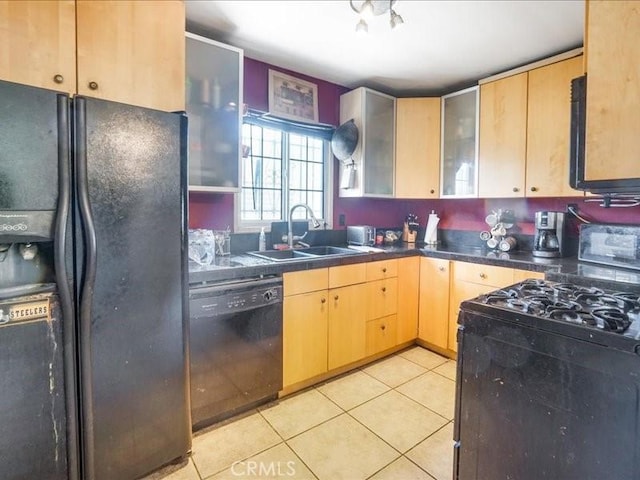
<box><xmin>440</xmin><ymin>86</ymin><xmax>479</xmax><ymax>197</ymax></box>
<box><xmin>339</xmin><ymin>87</ymin><xmax>396</xmax><ymax>198</ymax></box>
<box><xmin>186</xmin><ymin>32</ymin><xmax>243</xmax><ymax>191</ymax></box>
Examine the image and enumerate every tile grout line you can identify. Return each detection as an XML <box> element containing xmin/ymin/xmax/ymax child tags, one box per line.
<box><xmin>313</xmin><ymin>379</ymin><xmax>391</xmax><ymax>414</ymax></box>
<box><xmin>176</xmin><ymin>347</ymin><xmax>453</xmax><ymax>480</ymax></box>
<box><xmin>392</xmin><ymin>387</ymin><xmax>453</xmax><ymax>425</ymax></box>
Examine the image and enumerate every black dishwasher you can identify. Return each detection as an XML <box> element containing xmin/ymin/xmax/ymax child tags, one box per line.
<box><xmin>189</xmin><ymin>275</ymin><xmax>283</xmax><ymax>430</ymax></box>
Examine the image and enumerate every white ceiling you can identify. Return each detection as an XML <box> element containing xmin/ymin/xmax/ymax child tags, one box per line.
<box><xmin>185</xmin><ymin>0</ymin><xmax>584</xmax><ymax>96</ymax></box>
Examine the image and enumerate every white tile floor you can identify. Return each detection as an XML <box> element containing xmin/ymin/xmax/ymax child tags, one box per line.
<box><xmin>147</xmin><ymin>346</ymin><xmax>456</xmax><ymax>480</ymax></box>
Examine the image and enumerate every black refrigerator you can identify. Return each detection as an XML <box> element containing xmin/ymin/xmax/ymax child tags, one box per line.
<box><xmin>0</xmin><ymin>79</ymin><xmax>190</xmax><ymax>479</ymax></box>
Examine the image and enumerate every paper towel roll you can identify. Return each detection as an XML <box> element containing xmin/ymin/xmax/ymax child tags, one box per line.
<box><xmin>424</xmin><ymin>212</ymin><xmax>439</xmax><ymax>245</ymax></box>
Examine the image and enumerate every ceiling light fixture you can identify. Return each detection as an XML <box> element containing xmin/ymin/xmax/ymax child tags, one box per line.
<box><xmin>350</xmin><ymin>0</ymin><xmax>404</xmax><ymax>33</ymax></box>
<box><xmin>355</xmin><ymin>18</ymin><xmax>368</xmax><ymax>34</ymax></box>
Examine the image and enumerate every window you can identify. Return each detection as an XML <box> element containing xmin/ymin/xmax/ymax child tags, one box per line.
<box><xmin>238</xmin><ymin>119</ymin><xmax>332</xmax><ymax>230</ymax></box>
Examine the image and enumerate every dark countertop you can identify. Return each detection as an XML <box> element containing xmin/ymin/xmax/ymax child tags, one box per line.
<box><xmin>189</xmin><ymin>242</ymin><xmax>640</xmax><ymax>292</ymax></box>
<box><xmin>189</xmin><ymin>242</ymin><xmax>600</xmax><ymax>280</ymax></box>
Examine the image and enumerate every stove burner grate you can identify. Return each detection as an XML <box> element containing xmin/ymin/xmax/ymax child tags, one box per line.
<box><xmin>478</xmin><ymin>280</ymin><xmax>639</xmax><ymax>335</ymax></box>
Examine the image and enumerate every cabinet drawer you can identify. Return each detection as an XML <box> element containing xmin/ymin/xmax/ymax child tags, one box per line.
<box><xmin>366</xmin><ymin>315</ymin><xmax>397</xmax><ymax>356</ymax></box>
<box><xmin>452</xmin><ymin>262</ymin><xmax>513</xmax><ymax>288</ymax></box>
<box><xmin>366</xmin><ymin>259</ymin><xmax>398</xmax><ymax>281</ymax></box>
<box><xmin>366</xmin><ymin>278</ymin><xmax>398</xmax><ymax>320</ymax></box>
<box><xmin>329</xmin><ymin>263</ymin><xmax>367</xmax><ymax>289</ymax></box>
<box><xmin>512</xmin><ymin>269</ymin><xmax>545</xmax><ymax>283</ymax></box>
<box><xmin>284</xmin><ymin>268</ymin><xmax>328</xmax><ymax>296</ymax></box>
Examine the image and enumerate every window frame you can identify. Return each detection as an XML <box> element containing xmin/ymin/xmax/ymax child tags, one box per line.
<box><xmin>234</xmin><ymin>120</ymin><xmax>333</xmax><ymax>233</ymax></box>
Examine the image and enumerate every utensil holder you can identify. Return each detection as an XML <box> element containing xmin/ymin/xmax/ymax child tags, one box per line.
<box><xmin>213</xmin><ymin>230</ymin><xmax>230</xmax><ymax>256</ymax></box>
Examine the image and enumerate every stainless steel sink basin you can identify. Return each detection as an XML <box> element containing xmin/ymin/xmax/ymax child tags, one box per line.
<box><xmin>246</xmin><ymin>246</ymin><xmax>362</xmax><ymax>262</ymax></box>
<box><xmin>298</xmin><ymin>246</ymin><xmax>357</xmax><ymax>256</ymax></box>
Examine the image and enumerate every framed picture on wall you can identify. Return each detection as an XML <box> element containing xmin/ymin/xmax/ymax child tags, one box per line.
<box><xmin>268</xmin><ymin>69</ymin><xmax>319</xmax><ymax>123</ymax></box>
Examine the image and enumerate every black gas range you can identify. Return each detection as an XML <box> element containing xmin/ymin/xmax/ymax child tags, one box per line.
<box><xmin>475</xmin><ymin>279</ymin><xmax>640</xmax><ymax>350</ymax></box>
<box><xmin>454</xmin><ymin>278</ymin><xmax>640</xmax><ymax>480</ymax></box>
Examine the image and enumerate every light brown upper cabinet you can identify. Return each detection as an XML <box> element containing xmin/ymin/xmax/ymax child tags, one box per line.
<box><xmin>395</xmin><ymin>98</ymin><xmax>441</xmax><ymax>198</ymax></box>
<box><xmin>526</xmin><ymin>56</ymin><xmax>584</xmax><ymax>197</ymax></box>
<box><xmin>0</xmin><ymin>1</ymin><xmax>77</xmax><ymax>92</ymax></box>
<box><xmin>584</xmin><ymin>0</ymin><xmax>640</xmax><ymax>182</ymax></box>
<box><xmin>478</xmin><ymin>72</ymin><xmax>528</xmax><ymax>198</ymax></box>
<box><xmin>76</xmin><ymin>1</ymin><xmax>185</xmax><ymax>111</ymax></box>
<box><xmin>478</xmin><ymin>54</ymin><xmax>584</xmax><ymax>198</ymax></box>
<box><xmin>0</xmin><ymin>1</ymin><xmax>184</xmax><ymax>112</ymax></box>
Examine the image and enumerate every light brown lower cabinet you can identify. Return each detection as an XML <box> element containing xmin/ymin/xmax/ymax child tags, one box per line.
<box><xmin>418</xmin><ymin>258</ymin><xmax>545</xmax><ymax>354</ymax></box>
<box><xmin>365</xmin><ymin>260</ymin><xmax>399</xmax><ymax>356</ymax></box>
<box><xmin>328</xmin><ymin>282</ymin><xmax>367</xmax><ymax>370</ymax></box>
<box><xmin>283</xmin><ymin>260</ymin><xmax>400</xmax><ymax>389</ymax></box>
<box><xmin>397</xmin><ymin>256</ymin><xmax>420</xmax><ymax>344</ymax></box>
<box><xmin>418</xmin><ymin>257</ymin><xmax>450</xmax><ymax>350</ymax></box>
<box><xmin>284</xmin><ymin>256</ymin><xmax>546</xmax><ymax>389</ymax></box>
<box><xmin>283</xmin><ymin>269</ymin><xmax>329</xmax><ymax>387</ymax></box>
<box><xmin>366</xmin><ymin>315</ymin><xmax>398</xmax><ymax>356</ymax></box>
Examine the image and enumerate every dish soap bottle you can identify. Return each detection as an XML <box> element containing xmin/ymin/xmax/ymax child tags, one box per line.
<box><xmin>258</xmin><ymin>227</ymin><xmax>266</xmax><ymax>251</ymax></box>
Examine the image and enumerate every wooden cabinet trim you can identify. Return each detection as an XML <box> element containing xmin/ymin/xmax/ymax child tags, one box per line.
<box><xmin>366</xmin><ymin>259</ymin><xmax>398</xmax><ymax>281</ymax></box>
<box><xmin>284</xmin><ymin>268</ymin><xmax>328</xmax><ymax>296</ymax></box>
<box><xmin>329</xmin><ymin>263</ymin><xmax>367</xmax><ymax>289</ymax></box>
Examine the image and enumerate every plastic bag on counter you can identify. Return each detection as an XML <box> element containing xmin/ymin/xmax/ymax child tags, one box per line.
<box><xmin>188</xmin><ymin>229</ymin><xmax>216</xmax><ymax>265</ymax></box>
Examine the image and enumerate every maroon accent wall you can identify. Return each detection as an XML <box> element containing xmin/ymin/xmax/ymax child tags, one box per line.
<box><xmin>189</xmin><ymin>192</ymin><xmax>234</xmax><ymax>230</ymax></box>
<box><xmin>243</xmin><ymin>58</ymin><xmax>348</xmax><ymax>125</ymax></box>
<box><xmin>189</xmin><ymin>57</ymin><xmax>637</xmax><ymax>234</ymax></box>
<box><xmin>334</xmin><ymin>196</ymin><xmax>639</xmax><ymax>236</ymax></box>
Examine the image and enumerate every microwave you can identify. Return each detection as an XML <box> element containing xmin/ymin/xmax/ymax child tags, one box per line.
<box><xmin>578</xmin><ymin>224</ymin><xmax>640</xmax><ymax>271</ymax></box>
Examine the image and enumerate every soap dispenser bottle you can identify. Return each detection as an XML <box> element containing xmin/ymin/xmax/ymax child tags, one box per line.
<box><xmin>258</xmin><ymin>227</ymin><xmax>266</xmax><ymax>251</ymax></box>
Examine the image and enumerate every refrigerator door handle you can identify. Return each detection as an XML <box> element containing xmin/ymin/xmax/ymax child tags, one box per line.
<box><xmin>55</xmin><ymin>94</ymin><xmax>80</xmax><ymax>480</ymax></box>
<box><xmin>74</xmin><ymin>96</ymin><xmax>98</xmax><ymax>480</ymax></box>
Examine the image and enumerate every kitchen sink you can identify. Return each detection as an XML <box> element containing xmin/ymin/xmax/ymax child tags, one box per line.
<box><xmin>246</xmin><ymin>246</ymin><xmax>363</xmax><ymax>262</ymax></box>
<box><xmin>297</xmin><ymin>246</ymin><xmax>357</xmax><ymax>256</ymax></box>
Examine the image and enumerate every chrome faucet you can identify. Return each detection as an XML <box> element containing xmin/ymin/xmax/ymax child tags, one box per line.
<box><xmin>287</xmin><ymin>204</ymin><xmax>321</xmax><ymax>248</ymax></box>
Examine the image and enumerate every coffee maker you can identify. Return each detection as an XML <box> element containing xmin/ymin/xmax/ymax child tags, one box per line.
<box><xmin>533</xmin><ymin>211</ymin><xmax>566</xmax><ymax>258</ymax></box>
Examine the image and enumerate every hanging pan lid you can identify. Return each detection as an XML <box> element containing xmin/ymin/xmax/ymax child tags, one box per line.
<box><xmin>331</xmin><ymin>119</ymin><xmax>359</xmax><ymax>162</ymax></box>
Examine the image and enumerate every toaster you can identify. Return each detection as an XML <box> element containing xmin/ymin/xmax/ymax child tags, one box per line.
<box><xmin>347</xmin><ymin>225</ymin><xmax>375</xmax><ymax>246</ymax></box>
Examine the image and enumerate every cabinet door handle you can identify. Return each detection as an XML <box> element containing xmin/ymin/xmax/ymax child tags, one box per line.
<box><xmin>530</xmin><ymin>186</ymin><xmax>538</xmax><ymax>192</ymax></box>
<box><xmin>479</xmin><ymin>273</ymin><xmax>487</xmax><ymax>279</ymax></box>
<box><xmin>320</xmin><ymin>297</ymin><xmax>326</xmax><ymax>304</ymax></box>
<box><xmin>381</xmin><ymin>287</ymin><xmax>386</xmax><ymax>293</ymax></box>
<box><xmin>88</xmin><ymin>81</ymin><xmax>99</xmax><ymax>90</ymax></box>
<box><xmin>381</xmin><ymin>325</ymin><xmax>386</xmax><ymax>331</ymax></box>
<box><xmin>334</xmin><ymin>295</ymin><xmax>339</xmax><ymax>301</ymax></box>
<box><xmin>438</xmin><ymin>266</ymin><xmax>445</xmax><ymax>272</ymax></box>
<box><xmin>382</xmin><ymin>268</ymin><xmax>387</xmax><ymax>273</ymax></box>
<box><xmin>430</xmin><ymin>189</ymin><xmax>435</xmax><ymax>194</ymax></box>
<box><xmin>512</xmin><ymin>187</ymin><xmax>519</xmax><ymax>193</ymax></box>
<box><xmin>53</xmin><ymin>74</ymin><xmax>64</xmax><ymax>84</ymax></box>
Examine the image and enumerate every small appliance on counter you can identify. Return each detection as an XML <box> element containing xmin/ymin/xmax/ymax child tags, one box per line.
<box><xmin>579</xmin><ymin>223</ymin><xmax>640</xmax><ymax>270</ymax></box>
<box><xmin>532</xmin><ymin>211</ymin><xmax>566</xmax><ymax>258</ymax></box>
<box><xmin>347</xmin><ymin>225</ymin><xmax>375</xmax><ymax>246</ymax></box>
